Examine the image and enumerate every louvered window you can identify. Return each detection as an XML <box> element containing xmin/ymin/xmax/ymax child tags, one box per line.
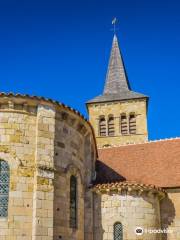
<box><xmin>99</xmin><ymin>116</ymin><xmax>106</xmax><ymax>136</ymax></box>
<box><xmin>114</xmin><ymin>222</ymin><xmax>123</xmax><ymax>240</ymax></box>
<box><xmin>129</xmin><ymin>114</ymin><xmax>136</xmax><ymax>134</ymax></box>
<box><xmin>120</xmin><ymin>114</ymin><xmax>128</xmax><ymax>135</ymax></box>
<box><xmin>0</xmin><ymin>160</ymin><xmax>9</xmax><ymax>217</ymax></box>
<box><xmin>70</xmin><ymin>175</ymin><xmax>77</xmax><ymax>228</ymax></box>
<box><xmin>108</xmin><ymin>115</ymin><xmax>115</xmax><ymax>136</ymax></box>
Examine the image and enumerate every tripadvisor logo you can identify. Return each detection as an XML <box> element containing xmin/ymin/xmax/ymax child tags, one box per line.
<box><xmin>135</xmin><ymin>227</ymin><xmax>173</xmax><ymax>235</ymax></box>
<box><xmin>135</xmin><ymin>227</ymin><xmax>144</xmax><ymax>235</ymax></box>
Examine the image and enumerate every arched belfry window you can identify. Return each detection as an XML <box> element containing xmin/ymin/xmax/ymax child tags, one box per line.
<box><xmin>0</xmin><ymin>160</ymin><xmax>9</xmax><ymax>217</ymax></box>
<box><xmin>99</xmin><ymin>116</ymin><xmax>106</xmax><ymax>136</ymax></box>
<box><xmin>129</xmin><ymin>113</ymin><xmax>136</xmax><ymax>134</ymax></box>
<box><xmin>108</xmin><ymin>115</ymin><xmax>115</xmax><ymax>136</ymax></box>
<box><xmin>114</xmin><ymin>222</ymin><xmax>123</xmax><ymax>240</ymax></box>
<box><xmin>120</xmin><ymin>114</ymin><xmax>128</xmax><ymax>135</ymax></box>
<box><xmin>70</xmin><ymin>175</ymin><xmax>77</xmax><ymax>228</ymax></box>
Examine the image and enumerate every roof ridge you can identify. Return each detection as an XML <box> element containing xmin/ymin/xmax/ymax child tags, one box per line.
<box><xmin>98</xmin><ymin>137</ymin><xmax>180</xmax><ymax>149</ymax></box>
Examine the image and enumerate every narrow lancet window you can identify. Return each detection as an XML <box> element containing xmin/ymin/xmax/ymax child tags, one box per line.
<box><xmin>108</xmin><ymin>115</ymin><xmax>115</xmax><ymax>136</ymax></box>
<box><xmin>0</xmin><ymin>160</ymin><xmax>9</xmax><ymax>217</ymax></box>
<box><xmin>129</xmin><ymin>113</ymin><xmax>136</xmax><ymax>134</ymax></box>
<box><xmin>70</xmin><ymin>175</ymin><xmax>77</xmax><ymax>228</ymax></box>
<box><xmin>114</xmin><ymin>222</ymin><xmax>123</xmax><ymax>240</ymax></box>
<box><xmin>120</xmin><ymin>114</ymin><xmax>128</xmax><ymax>135</ymax></box>
<box><xmin>99</xmin><ymin>116</ymin><xmax>106</xmax><ymax>136</ymax></box>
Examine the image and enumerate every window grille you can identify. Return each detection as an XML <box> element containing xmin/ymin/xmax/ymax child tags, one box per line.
<box><xmin>108</xmin><ymin>115</ymin><xmax>115</xmax><ymax>136</ymax></box>
<box><xmin>120</xmin><ymin>114</ymin><xmax>128</xmax><ymax>135</ymax></box>
<box><xmin>70</xmin><ymin>175</ymin><xmax>77</xmax><ymax>228</ymax></box>
<box><xmin>0</xmin><ymin>160</ymin><xmax>9</xmax><ymax>217</ymax></box>
<box><xmin>129</xmin><ymin>114</ymin><xmax>136</xmax><ymax>134</ymax></box>
<box><xmin>114</xmin><ymin>222</ymin><xmax>123</xmax><ymax>240</ymax></box>
<box><xmin>99</xmin><ymin>116</ymin><xmax>106</xmax><ymax>136</ymax></box>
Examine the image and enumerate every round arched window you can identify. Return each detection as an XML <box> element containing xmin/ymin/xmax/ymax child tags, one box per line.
<box><xmin>114</xmin><ymin>222</ymin><xmax>123</xmax><ymax>240</ymax></box>
<box><xmin>0</xmin><ymin>160</ymin><xmax>10</xmax><ymax>217</ymax></box>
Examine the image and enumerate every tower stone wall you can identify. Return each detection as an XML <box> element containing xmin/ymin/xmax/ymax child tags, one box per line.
<box><xmin>88</xmin><ymin>98</ymin><xmax>148</xmax><ymax>147</ymax></box>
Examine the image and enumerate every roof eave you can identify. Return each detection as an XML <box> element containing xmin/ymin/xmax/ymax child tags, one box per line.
<box><xmin>86</xmin><ymin>95</ymin><xmax>149</xmax><ymax>105</ymax></box>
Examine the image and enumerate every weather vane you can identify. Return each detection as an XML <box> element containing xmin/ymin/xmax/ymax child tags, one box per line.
<box><xmin>112</xmin><ymin>17</ymin><xmax>117</xmax><ymax>34</ymax></box>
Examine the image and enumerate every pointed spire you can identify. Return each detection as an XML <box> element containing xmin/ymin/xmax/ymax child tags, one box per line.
<box><xmin>103</xmin><ymin>34</ymin><xmax>130</xmax><ymax>95</ymax></box>
<box><xmin>87</xmin><ymin>34</ymin><xmax>148</xmax><ymax>104</ymax></box>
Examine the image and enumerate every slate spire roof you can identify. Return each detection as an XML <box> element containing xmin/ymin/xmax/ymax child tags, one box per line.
<box><xmin>87</xmin><ymin>34</ymin><xmax>148</xmax><ymax>104</ymax></box>
<box><xmin>103</xmin><ymin>34</ymin><xmax>130</xmax><ymax>94</ymax></box>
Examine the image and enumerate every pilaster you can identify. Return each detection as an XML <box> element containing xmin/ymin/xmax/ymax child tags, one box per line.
<box><xmin>32</xmin><ymin>104</ymin><xmax>56</xmax><ymax>240</ymax></box>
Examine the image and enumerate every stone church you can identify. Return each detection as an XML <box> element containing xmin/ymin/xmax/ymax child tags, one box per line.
<box><xmin>0</xmin><ymin>34</ymin><xmax>180</xmax><ymax>240</ymax></box>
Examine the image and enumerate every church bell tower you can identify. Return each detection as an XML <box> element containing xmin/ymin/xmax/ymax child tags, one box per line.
<box><xmin>86</xmin><ymin>34</ymin><xmax>148</xmax><ymax>147</ymax></box>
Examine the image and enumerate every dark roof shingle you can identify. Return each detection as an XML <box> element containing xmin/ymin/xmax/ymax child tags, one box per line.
<box><xmin>87</xmin><ymin>34</ymin><xmax>148</xmax><ymax>104</ymax></box>
<box><xmin>87</xmin><ymin>91</ymin><xmax>147</xmax><ymax>104</ymax></box>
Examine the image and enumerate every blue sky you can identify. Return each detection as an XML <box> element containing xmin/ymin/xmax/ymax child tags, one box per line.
<box><xmin>0</xmin><ymin>0</ymin><xmax>180</xmax><ymax>140</ymax></box>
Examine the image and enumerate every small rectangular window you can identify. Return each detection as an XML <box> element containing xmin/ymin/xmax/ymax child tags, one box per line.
<box><xmin>114</xmin><ymin>222</ymin><xmax>123</xmax><ymax>240</ymax></box>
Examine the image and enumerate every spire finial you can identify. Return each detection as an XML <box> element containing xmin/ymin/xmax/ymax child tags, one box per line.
<box><xmin>112</xmin><ymin>17</ymin><xmax>117</xmax><ymax>34</ymax></box>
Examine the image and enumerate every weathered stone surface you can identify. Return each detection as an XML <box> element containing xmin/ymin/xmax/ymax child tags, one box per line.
<box><xmin>94</xmin><ymin>193</ymin><xmax>161</xmax><ymax>240</ymax></box>
<box><xmin>88</xmin><ymin>99</ymin><xmax>148</xmax><ymax>147</ymax></box>
<box><xmin>160</xmin><ymin>190</ymin><xmax>180</xmax><ymax>240</ymax></box>
<box><xmin>0</xmin><ymin>97</ymin><xmax>96</xmax><ymax>240</ymax></box>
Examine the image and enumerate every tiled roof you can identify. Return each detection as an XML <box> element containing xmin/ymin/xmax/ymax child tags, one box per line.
<box><xmin>93</xmin><ymin>181</ymin><xmax>166</xmax><ymax>196</ymax></box>
<box><xmin>97</xmin><ymin>138</ymin><xmax>180</xmax><ymax>188</ymax></box>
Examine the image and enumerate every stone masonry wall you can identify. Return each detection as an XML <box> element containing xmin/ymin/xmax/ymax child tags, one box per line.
<box><xmin>32</xmin><ymin>104</ymin><xmax>56</xmax><ymax>240</ymax></box>
<box><xmin>53</xmin><ymin>111</ymin><xmax>96</xmax><ymax>240</ymax></box>
<box><xmin>94</xmin><ymin>192</ymin><xmax>161</xmax><ymax>240</ymax></box>
<box><xmin>0</xmin><ymin>102</ymin><xmax>37</xmax><ymax>240</ymax></box>
<box><xmin>160</xmin><ymin>189</ymin><xmax>180</xmax><ymax>240</ymax></box>
<box><xmin>0</xmin><ymin>96</ymin><xmax>96</xmax><ymax>240</ymax></box>
<box><xmin>88</xmin><ymin>98</ymin><xmax>148</xmax><ymax>147</ymax></box>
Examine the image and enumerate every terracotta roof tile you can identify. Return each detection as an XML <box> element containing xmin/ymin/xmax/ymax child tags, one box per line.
<box><xmin>97</xmin><ymin>138</ymin><xmax>180</xmax><ymax>188</ymax></box>
<box><xmin>93</xmin><ymin>181</ymin><xmax>165</xmax><ymax>196</ymax></box>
